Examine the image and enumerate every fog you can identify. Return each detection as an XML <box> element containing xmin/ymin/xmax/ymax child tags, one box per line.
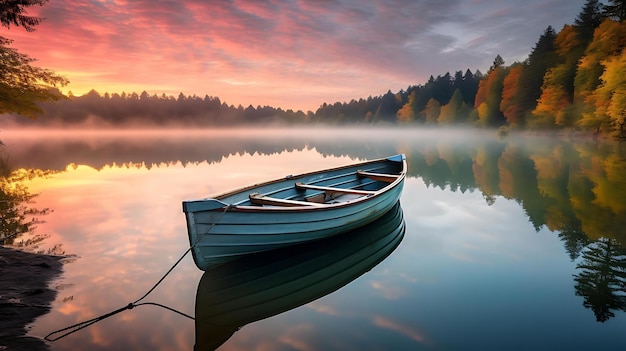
<box><xmin>0</xmin><ymin>126</ymin><xmax>503</xmax><ymax>171</ymax></box>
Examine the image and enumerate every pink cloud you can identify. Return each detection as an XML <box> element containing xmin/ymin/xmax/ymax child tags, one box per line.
<box><xmin>4</xmin><ymin>0</ymin><xmax>585</xmax><ymax>111</ymax></box>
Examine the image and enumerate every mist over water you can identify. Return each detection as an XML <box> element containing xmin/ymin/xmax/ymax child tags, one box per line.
<box><xmin>2</xmin><ymin>127</ymin><xmax>625</xmax><ymax>350</ymax></box>
<box><xmin>0</xmin><ymin>126</ymin><xmax>500</xmax><ymax>170</ymax></box>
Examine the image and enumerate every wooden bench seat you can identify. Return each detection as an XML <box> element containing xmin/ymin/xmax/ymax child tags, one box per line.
<box><xmin>357</xmin><ymin>170</ymin><xmax>400</xmax><ymax>183</ymax></box>
<box><xmin>295</xmin><ymin>182</ymin><xmax>376</xmax><ymax>195</ymax></box>
<box><xmin>249</xmin><ymin>193</ymin><xmax>325</xmax><ymax>207</ymax></box>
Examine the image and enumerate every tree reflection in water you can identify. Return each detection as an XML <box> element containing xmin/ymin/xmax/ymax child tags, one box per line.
<box><xmin>574</xmin><ymin>237</ymin><xmax>626</xmax><ymax>322</ymax></box>
<box><xmin>0</xmin><ymin>146</ymin><xmax>58</xmax><ymax>253</ymax></box>
<box><xmin>3</xmin><ymin>129</ymin><xmax>626</xmax><ymax>323</ymax></box>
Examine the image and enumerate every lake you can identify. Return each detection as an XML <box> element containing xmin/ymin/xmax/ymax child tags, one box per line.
<box><xmin>1</xmin><ymin>127</ymin><xmax>626</xmax><ymax>350</ymax></box>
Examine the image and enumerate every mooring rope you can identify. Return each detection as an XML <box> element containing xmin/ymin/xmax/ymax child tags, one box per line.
<box><xmin>44</xmin><ymin>204</ymin><xmax>232</xmax><ymax>342</ymax></box>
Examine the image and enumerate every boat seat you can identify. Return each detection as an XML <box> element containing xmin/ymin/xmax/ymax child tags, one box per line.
<box><xmin>249</xmin><ymin>193</ymin><xmax>325</xmax><ymax>207</ymax></box>
<box><xmin>356</xmin><ymin>170</ymin><xmax>400</xmax><ymax>183</ymax></box>
<box><xmin>295</xmin><ymin>182</ymin><xmax>376</xmax><ymax>195</ymax></box>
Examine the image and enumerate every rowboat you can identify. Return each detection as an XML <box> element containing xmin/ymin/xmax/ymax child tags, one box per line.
<box><xmin>182</xmin><ymin>154</ymin><xmax>406</xmax><ymax>270</ymax></box>
<box><xmin>194</xmin><ymin>203</ymin><xmax>405</xmax><ymax>350</ymax></box>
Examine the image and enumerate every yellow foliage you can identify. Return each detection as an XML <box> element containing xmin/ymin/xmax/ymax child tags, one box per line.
<box><xmin>585</xmin><ymin>20</ymin><xmax>626</xmax><ymax>57</ymax></box>
<box><xmin>592</xmin><ymin>50</ymin><xmax>626</xmax><ymax>136</ymax></box>
<box><xmin>396</xmin><ymin>102</ymin><xmax>414</xmax><ymax>123</ymax></box>
<box><xmin>553</xmin><ymin>25</ymin><xmax>580</xmax><ymax>57</ymax></box>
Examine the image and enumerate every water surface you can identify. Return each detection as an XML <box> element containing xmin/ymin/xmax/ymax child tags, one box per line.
<box><xmin>1</xmin><ymin>128</ymin><xmax>625</xmax><ymax>350</ymax></box>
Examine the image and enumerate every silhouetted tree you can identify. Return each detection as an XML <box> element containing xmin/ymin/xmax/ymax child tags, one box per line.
<box><xmin>0</xmin><ymin>0</ymin><xmax>46</xmax><ymax>31</ymax></box>
<box><xmin>374</xmin><ymin>90</ymin><xmax>401</xmax><ymax>123</ymax></box>
<box><xmin>489</xmin><ymin>54</ymin><xmax>505</xmax><ymax>73</ymax></box>
<box><xmin>603</xmin><ymin>0</ymin><xmax>626</xmax><ymax>21</ymax></box>
<box><xmin>0</xmin><ymin>0</ymin><xmax>67</xmax><ymax>118</ymax></box>
<box><xmin>574</xmin><ymin>0</ymin><xmax>604</xmax><ymax>42</ymax></box>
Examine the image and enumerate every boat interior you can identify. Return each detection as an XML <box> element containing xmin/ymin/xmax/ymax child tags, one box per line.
<box><xmin>246</xmin><ymin>169</ymin><xmax>400</xmax><ymax>207</ymax></box>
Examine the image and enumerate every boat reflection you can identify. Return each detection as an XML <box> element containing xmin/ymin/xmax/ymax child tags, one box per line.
<box><xmin>194</xmin><ymin>202</ymin><xmax>405</xmax><ymax>350</ymax></box>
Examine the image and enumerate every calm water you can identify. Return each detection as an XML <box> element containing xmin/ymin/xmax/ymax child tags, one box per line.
<box><xmin>2</xmin><ymin>128</ymin><xmax>626</xmax><ymax>350</ymax></box>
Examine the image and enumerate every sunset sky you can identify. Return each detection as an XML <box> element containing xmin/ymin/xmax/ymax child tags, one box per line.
<box><xmin>5</xmin><ymin>0</ymin><xmax>586</xmax><ymax>112</ymax></box>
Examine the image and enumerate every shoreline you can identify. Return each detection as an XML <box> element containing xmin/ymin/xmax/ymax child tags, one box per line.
<box><xmin>0</xmin><ymin>246</ymin><xmax>64</xmax><ymax>351</ymax></box>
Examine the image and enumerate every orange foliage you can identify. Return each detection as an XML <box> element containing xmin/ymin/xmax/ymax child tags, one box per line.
<box><xmin>553</xmin><ymin>25</ymin><xmax>581</xmax><ymax>57</ymax></box>
<box><xmin>500</xmin><ymin>65</ymin><xmax>524</xmax><ymax>126</ymax></box>
<box><xmin>474</xmin><ymin>79</ymin><xmax>488</xmax><ymax>109</ymax></box>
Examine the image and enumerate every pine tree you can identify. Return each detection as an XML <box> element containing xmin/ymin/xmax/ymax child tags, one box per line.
<box><xmin>603</xmin><ymin>0</ymin><xmax>626</xmax><ymax>21</ymax></box>
<box><xmin>574</xmin><ymin>0</ymin><xmax>604</xmax><ymax>42</ymax></box>
<box><xmin>517</xmin><ymin>26</ymin><xmax>558</xmax><ymax>117</ymax></box>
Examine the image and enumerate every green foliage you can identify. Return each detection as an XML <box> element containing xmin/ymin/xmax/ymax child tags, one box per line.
<box><xmin>0</xmin><ymin>0</ymin><xmax>68</xmax><ymax>118</ymax></box>
<box><xmin>0</xmin><ymin>154</ymin><xmax>52</xmax><ymax>245</ymax></box>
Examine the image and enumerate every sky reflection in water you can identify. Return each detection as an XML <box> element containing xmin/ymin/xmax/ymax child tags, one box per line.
<box><xmin>1</xmin><ymin>128</ymin><xmax>625</xmax><ymax>350</ymax></box>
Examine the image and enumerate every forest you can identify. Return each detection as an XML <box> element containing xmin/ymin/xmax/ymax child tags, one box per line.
<box><xmin>3</xmin><ymin>0</ymin><xmax>625</xmax><ymax>138</ymax></box>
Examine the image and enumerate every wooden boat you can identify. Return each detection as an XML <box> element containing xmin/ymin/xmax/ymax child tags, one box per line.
<box><xmin>194</xmin><ymin>203</ymin><xmax>405</xmax><ymax>350</ymax></box>
<box><xmin>182</xmin><ymin>154</ymin><xmax>406</xmax><ymax>270</ymax></box>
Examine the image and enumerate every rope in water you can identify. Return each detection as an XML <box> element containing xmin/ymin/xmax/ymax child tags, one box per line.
<box><xmin>44</xmin><ymin>204</ymin><xmax>232</xmax><ymax>342</ymax></box>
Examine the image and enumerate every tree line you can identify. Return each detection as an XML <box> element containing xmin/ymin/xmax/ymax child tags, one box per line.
<box><xmin>312</xmin><ymin>0</ymin><xmax>626</xmax><ymax>137</ymax></box>
<box><xmin>2</xmin><ymin>1</ymin><xmax>625</xmax><ymax>138</ymax></box>
<box><xmin>20</xmin><ymin>91</ymin><xmax>309</xmax><ymax>127</ymax></box>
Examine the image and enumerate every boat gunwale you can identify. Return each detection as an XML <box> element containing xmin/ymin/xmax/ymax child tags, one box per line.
<box><xmin>184</xmin><ymin>155</ymin><xmax>406</xmax><ymax>214</ymax></box>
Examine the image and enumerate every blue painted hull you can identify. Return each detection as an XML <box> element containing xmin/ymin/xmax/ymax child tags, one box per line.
<box><xmin>183</xmin><ymin>154</ymin><xmax>406</xmax><ymax>270</ymax></box>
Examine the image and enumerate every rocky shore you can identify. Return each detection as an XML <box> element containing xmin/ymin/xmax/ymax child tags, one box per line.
<box><xmin>0</xmin><ymin>246</ymin><xmax>63</xmax><ymax>351</ymax></box>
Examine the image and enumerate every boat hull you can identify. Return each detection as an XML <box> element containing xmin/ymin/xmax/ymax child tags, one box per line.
<box><xmin>183</xmin><ymin>154</ymin><xmax>406</xmax><ymax>270</ymax></box>
<box><xmin>194</xmin><ymin>203</ymin><xmax>405</xmax><ymax>349</ymax></box>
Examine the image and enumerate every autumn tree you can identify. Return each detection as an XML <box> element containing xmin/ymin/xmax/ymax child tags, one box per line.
<box><xmin>531</xmin><ymin>25</ymin><xmax>586</xmax><ymax>128</ymax></box>
<box><xmin>396</xmin><ymin>90</ymin><xmax>417</xmax><ymax>123</ymax></box>
<box><xmin>475</xmin><ymin>56</ymin><xmax>507</xmax><ymax>127</ymax></box>
<box><xmin>574</xmin><ymin>19</ymin><xmax>626</xmax><ymax>102</ymax></box>
<box><xmin>0</xmin><ymin>0</ymin><xmax>67</xmax><ymax>118</ymax></box>
<box><xmin>438</xmin><ymin>89</ymin><xmax>470</xmax><ymax>124</ymax></box>
<box><xmin>580</xmin><ymin>50</ymin><xmax>626</xmax><ymax>137</ymax></box>
<box><xmin>499</xmin><ymin>64</ymin><xmax>525</xmax><ymax>127</ymax></box>
<box><xmin>424</xmin><ymin>98</ymin><xmax>441</xmax><ymax>124</ymax></box>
